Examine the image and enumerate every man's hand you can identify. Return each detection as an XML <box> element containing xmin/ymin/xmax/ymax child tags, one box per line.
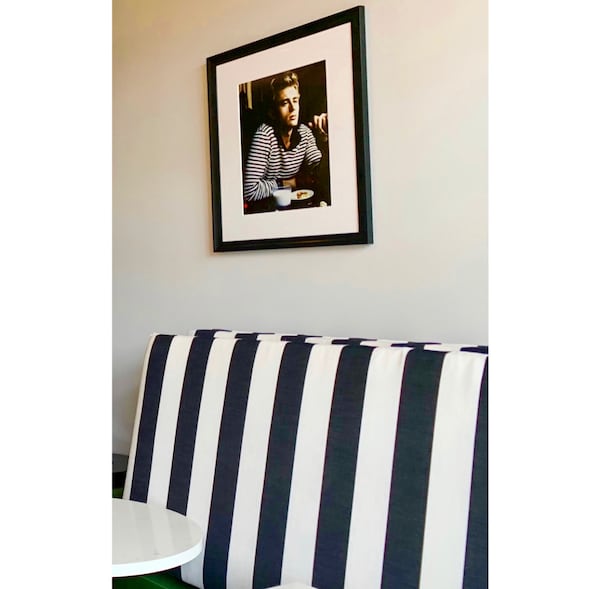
<box><xmin>308</xmin><ymin>113</ymin><xmax>328</xmax><ymax>141</ymax></box>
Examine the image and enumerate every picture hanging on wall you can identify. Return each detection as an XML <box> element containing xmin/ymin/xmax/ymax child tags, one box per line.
<box><xmin>206</xmin><ymin>6</ymin><xmax>372</xmax><ymax>252</ymax></box>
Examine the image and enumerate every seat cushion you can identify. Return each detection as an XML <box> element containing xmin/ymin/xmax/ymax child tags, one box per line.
<box><xmin>124</xmin><ymin>335</ymin><xmax>487</xmax><ymax>589</ymax></box>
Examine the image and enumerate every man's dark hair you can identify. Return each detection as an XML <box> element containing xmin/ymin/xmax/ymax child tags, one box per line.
<box><xmin>270</xmin><ymin>71</ymin><xmax>299</xmax><ymax>103</ymax></box>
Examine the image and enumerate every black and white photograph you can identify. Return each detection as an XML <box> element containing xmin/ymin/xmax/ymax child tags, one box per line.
<box><xmin>239</xmin><ymin>62</ymin><xmax>331</xmax><ymax>216</ymax></box>
<box><xmin>207</xmin><ymin>7</ymin><xmax>372</xmax><ymax>251</ymax></box>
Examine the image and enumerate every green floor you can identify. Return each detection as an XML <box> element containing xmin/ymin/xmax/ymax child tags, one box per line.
<box><xmin>113</xmin><ymin>573</ymin><xmax>193</xmax><ymax>588</ymax></box>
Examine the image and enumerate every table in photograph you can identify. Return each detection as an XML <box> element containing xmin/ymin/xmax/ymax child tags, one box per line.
<box><xmin>112</xmin><ymin>498</ymin><xmax>204</xmax><ymax>577</ymax></box>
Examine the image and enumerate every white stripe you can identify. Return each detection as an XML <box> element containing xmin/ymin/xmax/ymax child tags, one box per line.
<box><xmin>227</xmin><ymin>341</ymin><xmax>287</xmax><ymax>589</ymax></box>
<box><xmin>304</xmin><ymin>336</ymin><xmax>335</xmax><ymax>344</ymax></box>
<box><xmin>424</xmin><ymin>343</ymin><xmax>469</xmax><ymax>352</ymax></box>
<box><xmin>358</xmin><ymin>339</ymin><xmax>396</xmax><ymax>347</ymax></box>
<box><xmin>344</xmin><ymin>347</ymin><xmax>409</xmax><ymax>589</ymax></box>
<box><xmin>215</xmin><ymin>330</ymin><xmax>236</xmax><ymax>338</ymax></box>
<box><xmin>280</xmin><ymin>344</ymin><xmax>342</xmax><ymax>585</ymax></box>
<box><xmin>419</xmin><ymin>352</ymin><xmax>487</xmax><ymax>589</ymax></box>
<box><xmin>123</xmin><ymin>334</ymin><xmax>158</xmax><ymax>500</ymax></box>
<box><xmin>181</xmin><ymin>338</ymin><xmax>237</xmax><ymax>589</ymax></box>
<box><xmin>147</xmin><ymin>336</ymin><xmax>194</xmax><ymax>506</ymax></box>
<box><xmin>256</xmin><ymin>333</ymin><xmax>285</xmax><ymax>341</ymax></box>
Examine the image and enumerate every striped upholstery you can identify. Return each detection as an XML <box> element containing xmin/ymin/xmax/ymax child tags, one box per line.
<box><xmin>124</xmin><ymin>334</ymin><xmax>488</xmax><ymax>589</ymax></box>
<box><xmin>192</xmin><ymin>329</ymin><xmax>488</xmax><ymax>355</ymax></box>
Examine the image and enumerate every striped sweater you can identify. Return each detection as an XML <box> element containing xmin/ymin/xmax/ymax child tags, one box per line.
<box><xmin>243</xmin><ymin>123</ymin><xmax>322</xmax><ymax>201</ymax></box>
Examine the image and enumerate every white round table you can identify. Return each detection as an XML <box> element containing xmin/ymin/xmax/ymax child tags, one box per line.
<box><xmin>112</xmin><ymin>498</ymin><xmax>204</xmax><ymax>577</ymax></box>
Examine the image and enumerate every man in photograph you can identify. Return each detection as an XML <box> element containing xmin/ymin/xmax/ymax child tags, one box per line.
<box><xmin>243</xmin><ymin>71</ymin><xmax>328</xmax><ymax>212</ymax></box>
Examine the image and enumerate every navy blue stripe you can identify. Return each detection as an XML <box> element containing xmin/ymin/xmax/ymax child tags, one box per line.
<box><xmin>129</xmin><ymin>335</ymin><xmax>174</xmax><ymax>502</ymax></box>
<box><xmin>391</xmin><ymin>342</ymin><xmax>423</xmax><ymax>348</ymax></box>
<box><xmin>193</xmin><ymin>329</ymin><xmax>228</xmax><ymax>338</ymax></box>
<box><xmin>202</xmin><ymin>340</ymin><xmax>259</xmax><ymax>589</ymax></box>
<box><xmin>280</xmin><ymin>334</ymin><xmax>315</xmax><ymax>342</ymax></box>
<box><xmin>381</xmin><ymin>349</ymin><xmax>446</xmax><ymax>589</ymax></box>
<box><xmin>312</xmin><ymin>345</ymin><xmax>373</xmax><ymax>589</ymax></box>
<box><xmin>461</xmin><ymin>345</ymin><xmax>489</xmax><ymax>354</ymax></box>
<box><xmin>462</xmin><ymin>360</ymin><xmax>488</xmax><ymax>589</ymax></box>
<box><xmin>253</xmin><ymin>343</ymin><xmax>313</xmax><ymax>589</ymax></box>
<box><xmin>167</xmin><ymin>337</ymin><xmax>215</xmax><ymax>515</ymax></box>
<box><xmin>166</xmin><ymin>567</ymin><xmax>183</xmax><ymax>582</ymax></box>
<box><xmin>330</xmin><ymin>337</ymin><xmax>376</xmax><ymax>344</ymax></box>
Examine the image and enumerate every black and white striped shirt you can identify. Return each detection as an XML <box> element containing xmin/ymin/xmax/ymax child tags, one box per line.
<box><xmin>243</xmin><ymin>123</ymin><xmax>322</xmax><ymax>201</ymax></box>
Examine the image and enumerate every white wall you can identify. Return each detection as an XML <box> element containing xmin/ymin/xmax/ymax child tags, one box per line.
<box><xmin>113</xmin><ymin>0</ymin><xmax>487</xmax><ymax>452</ymax></box>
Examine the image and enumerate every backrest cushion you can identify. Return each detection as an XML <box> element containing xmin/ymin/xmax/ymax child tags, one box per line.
<box><xmin>124</xmin><ymin>335</ymin><xmax>487</xmax><ymax>589</ymax></box>
<box><xmin>192</xmin><ymin>329</ymin><xmax>488</xmax><ymax>354</ymax></box>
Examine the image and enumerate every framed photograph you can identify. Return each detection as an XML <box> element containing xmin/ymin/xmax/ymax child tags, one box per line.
<box><xmin>207</xmin><ymin>6</ymin><xmax>372</xmax><ymax>252</ymax></box>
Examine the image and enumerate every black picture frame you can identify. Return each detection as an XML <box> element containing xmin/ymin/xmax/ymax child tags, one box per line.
<box><xmin>207</xmin><ymin>6</ymin><xmax>372</xmax><ymax>252</ymax></box>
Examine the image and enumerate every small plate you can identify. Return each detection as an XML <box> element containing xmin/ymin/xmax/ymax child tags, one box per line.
<box><xmin>291</xmin><ymin>189</ymin><xmax>314</xmax><ymax>201</ymax></box>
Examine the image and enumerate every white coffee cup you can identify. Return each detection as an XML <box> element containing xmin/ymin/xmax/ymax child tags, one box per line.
<box><xmin>273</xmin><ymin>187</ymin><xmax>292</xmax><ymax>207</ymax></box>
